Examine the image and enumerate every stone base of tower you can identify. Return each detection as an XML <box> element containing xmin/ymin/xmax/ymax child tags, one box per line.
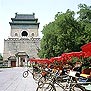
<box><xmin>3</xmin><ymin>37</ymin><xmax>40</xmax><ymax>67</ymax></box>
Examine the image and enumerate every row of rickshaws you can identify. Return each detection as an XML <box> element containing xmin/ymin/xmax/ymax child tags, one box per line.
<box><xmin>23</xmin><ymin>43</ymin><xmax>91</xmax><ymax>91</ymax></box>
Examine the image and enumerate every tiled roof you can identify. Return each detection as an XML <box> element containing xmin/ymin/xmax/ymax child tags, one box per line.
<box><xmin>9</xmin><ymin>13</ymin><xmax>40</xmax><ymax>27</ymax></box>
<box><xmin>15</xmin><ymin>13</ymin><xmax>35</xmax><ymax>19</ymax></box>
<box><xmin>15</xmin><ymin>52</ymin><xmax>28</xmax><ymax>56</ymax></box>
<box><xmin>8</xmin><ymin>56</ymin><xmax>16</xmax><ymax>60</ymax></box>
<box><xmin>9</xmin><ymin>22</ymin><xmax>40</xmax><ymax>25</ymax></box>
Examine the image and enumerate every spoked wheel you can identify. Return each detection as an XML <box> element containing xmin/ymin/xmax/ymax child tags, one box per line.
<box><xmin>56</xmin><ymin>76</ymin><xmax>66</xmax><ymax>83</ymax></box>
<box><xmin>73</xmin><ymin>84</ymin><xmax>86</xmax><ymax>91</ymax></box>
<box><xmin>36</xmin><ymin>83</ymin><xmax>56</xmax><ymax>91</ymax></box>
<box><xmin>64</xmin><ymin>84</ymin><xmax>86</xmax><ymax>91</ymax></box>
<box><xmin>33</xmin><ymin>72</ymin><xmax>42</xmax><ymax>81</ymax></box>
<box><xmin>23</xmin><ymin>71</ymin><xmax>29</xmax><ymax>78</ymax></box>
<box><xmin>38</xmin><ymin>77</ymin><xmax>46</xmax><ymax>86</ymax></box>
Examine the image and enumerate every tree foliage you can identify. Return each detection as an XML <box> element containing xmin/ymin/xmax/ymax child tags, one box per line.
<box><xmin>38</xmin><ymin>4</ymin><xmax>91</xmax><ymax>58</ymax></box>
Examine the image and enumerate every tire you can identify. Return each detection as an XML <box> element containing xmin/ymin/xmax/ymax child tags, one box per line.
<box><xmin>74</xmin><ymin>84</ymin><xmax>86</xmax><ymax>91</ymax></box>
<box><xmin>68</xmin><ymin>84</ymin><xmax>86</xmax><ymax>91</ymax></box>
<box><xmin>23</xmin><ymin>71</ymin><xmax>29</xmax><ymax>78</ymax></box>
<box><xmin>33</xmin><ymin>72</ymin><xmax>42</xmax><ymax>81</ymax></box>
<box><xmin>36</xmin><ymin>83</ymin><xmax>56</xmax><ymax>91</ymax></box>
<box><xmin>60</xmin><ymin>82</ymin><xmax>86</xmax><ymax>91</ymax></box>
<box><xmin>56</xmin><ymin>76</ymin><xmax>66</xmax><ymax>83</ymax></box>
<box><xmin>38</xmin><ymin>77</ymin><xmax>46</xmax><ymax>86</ymax></box>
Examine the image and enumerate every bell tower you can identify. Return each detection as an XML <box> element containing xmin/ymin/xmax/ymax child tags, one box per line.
<box><xmin>9</xmin><ymin>13</ymin><xmax>39</xmax><ymax>38</ymax></box>
<box><xmin>3</xmin><ymin>13</ymin><xmax>40</xmax><ymax>67</ymax></box>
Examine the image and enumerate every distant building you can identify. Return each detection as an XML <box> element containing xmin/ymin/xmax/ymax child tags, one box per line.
<box><xmin>0</xmin><ymin>53</ymin><xmax>3</xmax><ymax>67</ymax></box>
<box><xmin>3</xmin><ymin>13</ymin><xmax>40</xmax><ymax>67</ymax></box>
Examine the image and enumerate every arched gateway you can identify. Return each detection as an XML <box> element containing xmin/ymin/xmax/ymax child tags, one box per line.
<box><xmin>3</xmin><ymin>13</ymin><xmax>40</xmax><ymax>67</ymax></box>
<box><xmin>15</xmin><ymin>52</ymin><xmax>28</xmax><ymax>67</ymax></box>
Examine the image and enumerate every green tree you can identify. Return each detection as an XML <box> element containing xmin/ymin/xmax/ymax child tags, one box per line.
<box><xmin>38</xmin><ymin>22</ymin><xmax>58</xmax><ymax>58</ymax></box>
<box><xmin>54</xmin><ymin>9</ymin><xmax>85</xmax><ymax>53</ymax></box>
<box><xmin>77</xmin><ymin>4</ymin><xmax>91</xmax><ymax>42</ymax></box>
<box><xmin>77</xmin><ymin>4</ymin><xmax>91</xmax><ymax>21</ymax></box>
<box><xmin>38</xmin><ymin>4</ymin><xmax>91</xmax><ymax>59</ymax></box>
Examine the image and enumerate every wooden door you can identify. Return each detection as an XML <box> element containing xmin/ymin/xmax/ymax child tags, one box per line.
<box><xmin>11</xmin><ymin>61</ymin><xmax>16</xmax><ymax>67</ymax></box>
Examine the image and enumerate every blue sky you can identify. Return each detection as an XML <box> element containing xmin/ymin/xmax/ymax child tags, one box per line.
<box><xmin>0</xmin><ymin>0</ymin><xmax>90</xmax><ymax>55</ymax></box>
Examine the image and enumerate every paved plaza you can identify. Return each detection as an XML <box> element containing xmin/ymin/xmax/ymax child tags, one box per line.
<box><xmin>0</xmin><ymin>67</ymin><xmax>91</xmax><ymax>91</ymax></box>
<box><xmin>0</xmin><ymin>67</ymin><xmax>37</xmax><ymax>91</ymax></box>
<box><xmin>0</xmin><ymin>67</ymin><xmax>65</xmax><ymax>91</ymax></box>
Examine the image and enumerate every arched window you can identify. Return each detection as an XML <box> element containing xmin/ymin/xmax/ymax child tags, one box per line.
<box><xmin>15</xmin><ymin>33</ymin><xmax>18</xmax><ymax>36</ymax></box>
<box><xmin>21</xmin><ymin>31</ymin><xmax>28</xmax><ymax>37</ymax></box>
<box><xmin>31</xmin><ymin>33</ymin><xmax>34</xmax><ymax>36</ymax></box>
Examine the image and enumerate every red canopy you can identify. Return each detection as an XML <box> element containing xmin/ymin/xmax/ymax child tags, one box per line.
<box><xmin>71</xmin><ymin>52</ymin><xmax>85</xmax><ymax>58</ymax></box>
<box><xmin>49</xmin><ymin>57</ymin><xmax>61</xmax><ymax>63</ymax></box>
<box><xmin>58</xmin><ymin>52</ymin><xmax>85</xmax><ymax>63</ymax></box>
<box><xmin>81</xmin><ymin>42</ymin><xmax>91</xmax><ymax>53</ymax></box>
<box><xmin>29</xmin><ymin>43</ymin><xmax>91</xmax><ymax>65</ymax></box>
<box><xmin>61</xmin><ymin>53</ymin><xmax>74</xmax><ymax>60</ymax></box>
<box><xmin>49</xmin><ymin>55</ymin><xmax>69</xmax><ymax>63</ymax></box>
<box><xmin>83</xmin><ymin>51</ymin><xmax>91</xmax><ymax>58</ymax></box>
<box><xmin>81</xmin><ymin>42</ymin><xmax>91</xmax><ymax>57</ymax></box>
<box><xmin>29</xmin><ymin>58</ymin><xmax>50</xmax><ymax>64</ymax></box>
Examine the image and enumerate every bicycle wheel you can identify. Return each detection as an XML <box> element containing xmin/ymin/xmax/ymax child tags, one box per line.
<box><xmin>38</xmin><ymin>77</ymin><xmax>46</xmax><ymax>86</ymax></box>
<box><xmin>33</xmin><ymin>72</ymin><xmax>42</xmax><ymax>81</ymax></box>
<box><xmin>69</xmin><ymin>84</ymin><xmax>86</xmax><ymax>91</ymax></box>
<box><xmin>23</xmin><ymin>71</ymin><xmax>29</xmax><ymax>78</ymax></box>
<box><xmin>36</xmin><ymin>83</ymin><xmax>56</xmax><ymax>91</ymax></box>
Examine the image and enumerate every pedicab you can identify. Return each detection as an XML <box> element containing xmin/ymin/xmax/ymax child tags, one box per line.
<box><xmin>23</xmin><ymin>58</ymin><xmax>51</xmax><ymax>81</ymax></box>
<box><xmin>36</xmin><ymin>54</ymin><xmax>87</xmax><ymax>91</ymax></box>
<box><xmin>37</xmin><ymin>46</ymin><xmax>91</xmax><ymax>91</ymax></box>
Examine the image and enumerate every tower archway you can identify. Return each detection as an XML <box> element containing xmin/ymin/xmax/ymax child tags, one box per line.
<box><xmin>21</xmin><ymin>31</ymin><xmax>28</xmax><ymax>37</ymax></box>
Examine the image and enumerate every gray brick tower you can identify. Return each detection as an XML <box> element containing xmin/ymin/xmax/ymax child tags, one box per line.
<box><xmin>3</xmin><ymin>13</ymin><xmax>40</xmax><ymax>67</ymax></box>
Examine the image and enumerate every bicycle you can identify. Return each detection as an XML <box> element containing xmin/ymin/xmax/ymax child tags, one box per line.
<box><xmin>23</xmin><ymin>67</ymin><xmax>33</xmax><ymax>78</ymax></box>
<box><xmin>38</xmin><ymin>70</ymin><xmax>55</xmax><ymax>86</ymax></box>
<box><xmin>36</xmin><ymin>70</ymin><xmax>90</xmax><ymax>91</ymax></box>
<box><xmin>23</xmin><ymin>66</ymin><xmax>42</xmax><ymax>81</ymax></box>
<box><xmin>38</xmin><ymin>68</ymin><xmax>68</xmax><ymax>87</ymax></box>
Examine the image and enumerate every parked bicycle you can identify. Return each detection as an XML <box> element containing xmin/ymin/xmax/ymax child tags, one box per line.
<box><xmin>36</xmin><ymin>70</ymin><xmax>91</xmax><ymax>91</ymax></box>
<box><xmin>23</xmin><ymin>67</ymin><xmax>33</xmax><ymax>78</ymax></box>
<box><xmin>23</xmin><ymin>66</ymin><xmax>42</xmax><ymax>81</ymax></box>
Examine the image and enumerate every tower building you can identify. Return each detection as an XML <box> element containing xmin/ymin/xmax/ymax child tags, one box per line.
<box><xmin>3</xmin><ymin>13</ymin><xmax>40</xmax><ymax>67</ymax></box>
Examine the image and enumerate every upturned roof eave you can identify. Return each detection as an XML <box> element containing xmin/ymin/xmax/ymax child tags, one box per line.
<box><xmin>11</xmin><ymin>18</ymin><xmax>38</xmax><ymax>21</ymax></box>
<box><xmin>9</xmin><ymin>22</ymin><xmax>40</xmax><ymax>25</ymax></box>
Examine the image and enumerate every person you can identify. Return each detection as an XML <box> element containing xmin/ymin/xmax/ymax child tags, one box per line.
<box><xmin>61</xmin><ymin>64</ymin><xmax>70</xmax><ymax>75</ymax></box>
<box><xmin>72</xmin><ymin>62</ymin><xmax>82</xmax><ymax>74</ymax></box>
<box><xmin>33</xmin><ymin>62</ymin><xmax>39</xmax><ymax>72</ymax></box>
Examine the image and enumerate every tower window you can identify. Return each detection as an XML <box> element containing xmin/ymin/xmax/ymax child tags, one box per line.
<box><xmin>22</xmin><ymin>31</ymin><xmax>28</xmax><ymax>37</ymax></box>
<box><xmin>15</xmin><ymin>33</ymin><xmax>18</xmax><ymax>36</ymax></box>
<box><xmin>31</xmin><ymin>33</ymin><xmax>34</xmax><ymax>36</ymax></box>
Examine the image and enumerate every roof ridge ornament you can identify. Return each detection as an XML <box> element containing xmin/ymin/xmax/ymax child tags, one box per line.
<box><xmin>15</xmin><ymin>12</ymin><xmax>18</xmax><ymax>18</ymax></box>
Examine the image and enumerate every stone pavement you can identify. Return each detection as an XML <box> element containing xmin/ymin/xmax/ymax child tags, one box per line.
<box><xmin>0</xmin><ymin>67</ymin><xmax>37</xmax><ymax>91</ymax></box>
<box><xmin>0</xmin><ymin>67</ymin><xmax>65</xmax><ymax>91</ymax></box>
<box><xmin>0</xmin><ymin>67</ymin><xmax>91</xmax><ymax>91</ymax></box>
